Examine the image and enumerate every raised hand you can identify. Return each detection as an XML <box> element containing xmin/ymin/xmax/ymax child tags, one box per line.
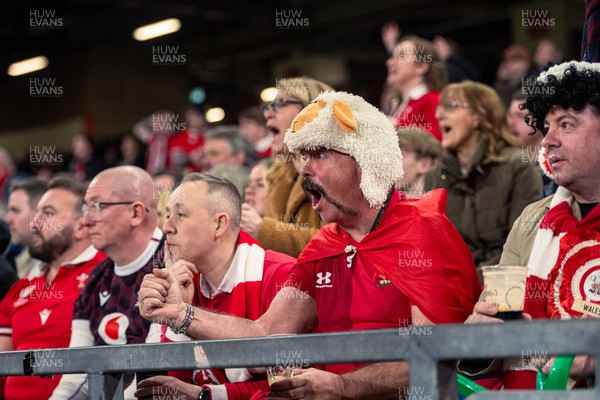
<box><xmin>241</xmin><ymin>203</ymin><xmax>263</xmax><ymax>238</ymax></box>
<box><xmin>138</xmin><ymin>267</ymin><xmax>186</xmax><ymax>328</ymax></box>
<box><xmin>164</xmin><ymin>246</ymin><xmax>197</xmax><ymax>304</ymax></box>
<box><xmin>381</xmin><ymin>21</ymin><xmax>401</xmax><ymax>54</ymax></box>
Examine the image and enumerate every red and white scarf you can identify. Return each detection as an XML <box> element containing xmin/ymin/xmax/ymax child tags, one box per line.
<box><xmin>504</xmin><ymin>186</ymin><xmax>600</xmax><ymax>389</ymax></box>
<box><xmin>162</xmin><ymin>231</ymin><xmax>267</xmax><ymax>399</ymax></box>
<box><xmin>525</xmin><ymin>186</ymin><xmax>574</xmax><ymax>319</ymax></box>
<box><xmin>525</xmin><ymin>186</ymin><xmax>600</xmax><ymax>320</ymax></box>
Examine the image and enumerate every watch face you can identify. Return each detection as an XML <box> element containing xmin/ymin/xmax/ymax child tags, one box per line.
<box><xmin>201</xmin><ymin>387</ymin><xmax>210</xmax><ymax>400</ymax></box>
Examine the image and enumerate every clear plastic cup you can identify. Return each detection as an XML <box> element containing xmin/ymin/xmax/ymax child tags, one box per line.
<box><xmin>481</xmin><ymin>265</ymin><xmax>527</xmax><ymax>320</ymax></box>
<box><xmin>266</xmin><ymin>365</ymin><xmax>294</xmax><ymax>386</ymax></box>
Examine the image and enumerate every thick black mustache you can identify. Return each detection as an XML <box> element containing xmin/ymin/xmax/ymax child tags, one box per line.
<box><xmin>302</xmin><ymin>178</ymin><xmax>326</xmax><ymax>198</ymax></box>
<box><xmin>302</xmin><ymin>178</ymin><xmax>358</xmax><ymax>217</ymax></box>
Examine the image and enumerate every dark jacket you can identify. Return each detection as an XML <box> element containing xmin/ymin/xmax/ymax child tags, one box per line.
<box><xmin>424</xmin><ymin>141</ymin><xmax>543</xmax><ymax>267</ymax></box>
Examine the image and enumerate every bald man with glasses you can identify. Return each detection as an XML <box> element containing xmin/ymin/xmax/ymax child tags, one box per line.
<box><xmin>51</xmin><ymin>166</ymin><xmax>164</xmax><ymax>400</ymax></box>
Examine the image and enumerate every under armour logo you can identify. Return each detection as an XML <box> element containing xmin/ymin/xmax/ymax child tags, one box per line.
<box><xmin>317</xmin><ymin>272</ymin><xmax>332</xmax><ymax>285</ymax></box>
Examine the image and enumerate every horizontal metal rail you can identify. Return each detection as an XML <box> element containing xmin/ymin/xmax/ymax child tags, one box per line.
<box><xmin>0</xmin><ymin>319</ymin><xmax>597</xmax><ymax>399</ymax></box>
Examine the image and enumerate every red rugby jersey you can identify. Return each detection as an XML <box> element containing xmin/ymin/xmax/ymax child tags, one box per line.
<box><xmin>0</xmin><ymin>246</ymin><xmax>106</xmax><ymax>400</ymax></box>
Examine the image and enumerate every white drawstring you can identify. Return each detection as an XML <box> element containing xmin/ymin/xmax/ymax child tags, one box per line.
<box><xmin>344</xmin><ymin>245</ymin><xmax>357</xmax><ymax>268</ymax></box>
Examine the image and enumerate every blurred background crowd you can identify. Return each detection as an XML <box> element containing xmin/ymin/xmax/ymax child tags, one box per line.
<box><xmin>0</xmin><ymin>0</ymin><xmax>592</xmax><ymax>278</ymax></box>
<box><xmin>0</xmin><ymin>2</ymin><xmax>598</xmax><ymax>397</ymax></box>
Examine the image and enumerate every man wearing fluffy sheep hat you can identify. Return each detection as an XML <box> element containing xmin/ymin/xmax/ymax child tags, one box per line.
<box><xmin>138</xmin><ymin>91</ymin><xmax>480</xmax><ymax>399</ymax></box>
<box><xmin>263</xmin><ymin>90</ymin><xmax>480</xmax><ymax>396</ymax></box>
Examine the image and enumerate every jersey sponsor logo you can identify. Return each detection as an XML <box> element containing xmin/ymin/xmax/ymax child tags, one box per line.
<box><xmin>98</xmin><ymin>312</ymin><xmax>129</xmax><ymax>345</ymax></box>
<box><xmin>99</xmin><ymin>290</ymin><xmax>111</xmax><ymax>307</ymax></box>
<box><xmin>39</xmin><ymin>309</ymin><xmax>52</xmax><ymax>325</ymax></box>
<box><xmin>76</xmin><ymin>272</ymin><xmax>89</xmax><ymax>289</ymax></box>
<box><xmin>316</xmin><ymin>271</ymin><xmax>333</xmax><ymax>288</ymax></box>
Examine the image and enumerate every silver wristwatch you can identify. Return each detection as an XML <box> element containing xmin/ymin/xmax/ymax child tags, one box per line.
<box><xmin>170</xmin><ymin>303</ymin><xmax>194</xmax><ymax>335</ymax></box>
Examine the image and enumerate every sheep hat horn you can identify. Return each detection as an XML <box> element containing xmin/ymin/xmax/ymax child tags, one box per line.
<box><xmin>284</xmin><ymin>91</ymin><xmax>403</xmax><ymax>207</ymax></box>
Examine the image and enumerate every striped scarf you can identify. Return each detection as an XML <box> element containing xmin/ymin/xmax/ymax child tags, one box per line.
<box><xmin>504</xmin><ymin>186</ymin><xmax>600</xmax><ymax>389</ymax></box>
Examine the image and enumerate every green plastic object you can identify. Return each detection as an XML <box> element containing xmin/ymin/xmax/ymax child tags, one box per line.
<box><xmin>457</xmin><ymin>355</ymin><xmax>575</xmax><ymax>398</ymax></box>
<box><xmin>456</xmin><ymin>356</ymin><xmax>575</xmax><ymax>397</ymax></box>
<box><xmin>536</xmin><ymin>355</ymin><xmax>575</xmax><ymax>391</ymax></box>
<box><xmin>456</xmin><ymin>373</ymin><xmax>487</xmax><ymax>397</ymax></box>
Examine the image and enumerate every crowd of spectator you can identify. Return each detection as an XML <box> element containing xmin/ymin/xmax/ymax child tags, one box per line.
<box><xmin>0</xmin><ymin>18</ymin><xmax>597</xmax><ymax>399</ymax></box>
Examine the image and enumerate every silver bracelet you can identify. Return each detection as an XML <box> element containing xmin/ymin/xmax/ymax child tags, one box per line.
<box><xmin>170</xmin><ymin>303</ymin><xmax>194</xmax><ymax>335</ymax></box>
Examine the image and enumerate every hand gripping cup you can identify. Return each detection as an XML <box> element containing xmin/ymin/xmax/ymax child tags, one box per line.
<box><xmin>267</xmin><ymin>365</ymin><xmax>294</xmax><ymax>386</ymax></box>
<box><xmin>266</xmin><ymin>334</ymin><xmax>297</xmax><ymax>386</ymax></box>
<box><xmin>481</xmin><ymin>265</ymin><xmax>527</xmax><ymax>320</ymax></box>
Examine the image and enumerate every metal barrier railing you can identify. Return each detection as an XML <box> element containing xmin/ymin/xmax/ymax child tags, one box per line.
<box><xmin>0</xmin><ymin>319</ymin><xmax>597</xmax><ymax>399</ymax></box>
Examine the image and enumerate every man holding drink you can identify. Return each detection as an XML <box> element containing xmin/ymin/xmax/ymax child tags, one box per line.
<box><xmin>139</xmin><ymin>91</ymin><xmax>481</xmax><ymax>399</ymax></box>
<box><xmin>465</xmin><ymin>61</ymin><xmax>600</xmax><ymax>389</ymax></box>
<box><xmin>480</xmin><ymin>265</ymin><xmax>527</xmax><ymax>321</ymax></box>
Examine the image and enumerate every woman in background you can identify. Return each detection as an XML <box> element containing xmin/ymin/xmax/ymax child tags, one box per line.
<box><xmin>424</xmin><ymin>81</ymin><xmax>542</xmax><ymax>269</ymax></box>
<box><xmin>386</xmin><ymin>36</ymin><xmax>447</xmax><ymax>141</ymax></box>
<box><xmin>240</xmin><ymin>76</ymin><xmax>333</xmax><ymax>257</ymax></box>
<box><xmin>243</xmin><ymin>159</ymin><xmax>273</xmax><ymax>218</ymax></box>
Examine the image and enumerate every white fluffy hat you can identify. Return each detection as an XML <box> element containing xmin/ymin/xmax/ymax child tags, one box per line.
<box><xmin>537</xmin><ymin>60</ymin><xmax>600</xmax><ymax>83</ymax></box>
<box><xmin>284</xmin><ymin>91</ymin><xmax>403</xmax><ymax>207</ymax></box>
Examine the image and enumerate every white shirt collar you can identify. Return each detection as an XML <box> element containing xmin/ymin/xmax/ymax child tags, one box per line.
<box><xmin>26</xmin><ymin>260</ymin><xmax>46</xmax><ymax>280</ymax></box>
<box><xmin>406</xmin><ymin>83</ymin><xmax>428</xmax><ymax>100</ymax></box>
<box><xmin>199</xmin><ymin>247</ymin><xmax>240</xmax><ymax>298</ymax></box>
<box><xmin>114</xmin><ymin>227</ymin><xmax>163</xmax><ymax>277</ymax></box>
<box><xmin>61</xmin><ymin>245</ymin><xmax>99</xmax><ymax>266</ymax></box>
<box><xmin>254</xmin><ymin>134</ymin><xmax>273</xmax><ymax>153</ymax></box>
<box><xmin>25</xmin><ymin>245</ymin><xmax>99</xmax><ymax>280</ymax></box>
<box><xmin>393</xmin><ymin>83</ymin><xmax>430</xmax><ymax>120</ymax></box>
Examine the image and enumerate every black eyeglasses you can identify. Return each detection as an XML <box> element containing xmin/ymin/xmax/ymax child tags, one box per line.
<box><xmin>81</xmin><ymin>201</ymin><xmax>135</xmax><ymax>216</ymax></box>
<box><xmin>262</xmin><ymin>99</ymin><xmax>304</xmax><ymax>114</ymax></box>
